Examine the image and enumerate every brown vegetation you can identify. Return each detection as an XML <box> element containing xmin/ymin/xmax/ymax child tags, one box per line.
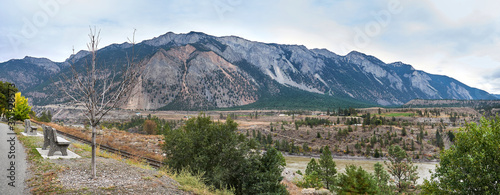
<box><xmin>34</xmin><ymin>120</ymin><xmax>164</xmax><ymax>161</ymax></box>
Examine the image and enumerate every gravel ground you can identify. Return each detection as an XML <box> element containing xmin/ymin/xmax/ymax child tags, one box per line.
<box><xmin>21</xmin><ymin>131</ymin><xmax>190</xmax><ymax>195</ymax></box>
<box><xmin>55</xmin><ymin>156</ymin><xmax>188</xmax><ymax>194</ymax></box>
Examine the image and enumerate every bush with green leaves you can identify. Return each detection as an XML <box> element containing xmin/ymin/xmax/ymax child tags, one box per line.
<box><xmin>13</xmin><ymin>92</ymin><xmax>31</xmax><ymax>121</ymax></box>
<box><xmin>422</xmin><ymin>117</ymin><xmax>500</xmax><ymax>194</ymax></box>
<box><xmin>162</xmin><ymin>115</ymin><xmax>288</xmax><ymax>194</ymax></box>
<box><xmin>0</xmin><ymin>81</ymin><xmax>18</xmax><ymax>118</ymax></box>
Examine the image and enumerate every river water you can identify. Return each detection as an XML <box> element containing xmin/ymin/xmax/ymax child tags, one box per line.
<box><xmin>285</xmin><ymin>156</ymin><xmax>437</xmax><ymax>185</ymax></box>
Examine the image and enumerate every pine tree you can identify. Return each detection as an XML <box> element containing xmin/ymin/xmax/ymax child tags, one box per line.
<box><xmin>435</xmin><ymin>130</ymin><xmax>444</xmax><ymax>149</ymax></box>
<box><xmin>385</xmin><ymin>145</ymin><xmax>419</xmax><ymax>192</ymax></box>
<box><xmin>266</xmin><ymin>133</ymin><xmax>273</xmax><ymax>145</ymax></box>
<box><xmin>319</xmin><ymin>146</ymin><xmax>337</xmax><ymax>190</ymax></box>
<box><xmin>300</xmin><ymin>158</ymin><xmax>323</xmax><ymax>189</ymax></box>
<box><xmin>337</xmin><ymin>165</ymin><xmax>379</xmax><ymax>194</ymax></box>
<box><xmin>374</xmin><ymin>148</ymin><xmax>380</xmax><ymax>158</ymax></box>
<box><xmin>302</xmin><ymin>143</ymin><xmax>309</xmax><ymax>155</ymax></box>
<box><xmin>374</xmin><ymin>162</ymin><xmax>392</xmax><ymax>194</ymax></box>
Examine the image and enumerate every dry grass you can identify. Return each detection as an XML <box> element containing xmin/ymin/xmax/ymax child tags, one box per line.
<box><xmin>33</xmin><ymin>120</ymin><xmax>164</xmax><ymax>162</ymax></box>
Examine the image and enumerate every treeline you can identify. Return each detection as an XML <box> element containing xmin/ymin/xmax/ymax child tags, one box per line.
<box><xmin>102</xmin><ymin>114</ymin><xmax>181</xmax><ymax>135</ymax></box>
<box><xmin>361</xmin><ymin>113</ymin><xmax>398</xmax><ymax>126</ymax></box>
<box><xmin>247</xmin><ymin>129</ymin><xmax>308</xmax><ymax>155</ymax></box>
<box><xmin>295</xmin><ymin>145</ymin><xmax>419</xmax><ymax>194</ymax></box>
<box><xmin>295</xmin><ymin>117</ymin><xmax>332</xmax><ymax>128</ymax></box>
<box><xmin>37</xmin><ymin>110</ymin><xmax>53</xmax><ymax>122</ymax></box>
<box><xmin>415</xmin><ymin>108</ymin><xmax>441</xmax><ymax>117</ymax></box>
<box><xmin>326</xmin><ymin>107</ymin><xmax>357</xmax><ymax>116</ymax></box>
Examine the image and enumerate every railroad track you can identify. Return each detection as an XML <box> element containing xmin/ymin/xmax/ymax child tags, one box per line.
<box><xmin>32</xmin><ymin>121</ymin><xmax>164</xmax><ymax>169</ymax></box>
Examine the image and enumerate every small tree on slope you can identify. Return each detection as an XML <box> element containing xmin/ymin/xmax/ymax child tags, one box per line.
<box><xmin>59</xmin><ymin>27</ymin><xmax>143</xmax><ymax>179</ymax></box>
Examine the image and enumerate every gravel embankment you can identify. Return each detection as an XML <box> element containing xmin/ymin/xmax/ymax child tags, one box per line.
<box><xmin>56</xmin><ymin>156</ymin><xmax>187</xmax><ymax>194</ymax></box>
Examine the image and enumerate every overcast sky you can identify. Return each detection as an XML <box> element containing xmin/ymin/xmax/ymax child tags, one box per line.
<box><xmin>2</xmin><ymin>0</ymin><xmax>500</xmax><ymax>94</ymax></box>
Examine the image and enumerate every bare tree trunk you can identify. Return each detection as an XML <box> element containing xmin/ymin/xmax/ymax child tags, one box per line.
<box><xmin>59</xmin><ymin>27</ymin><xmax>142</xmax><ymax>180</ymax></box>
<box><xmin>92</xmin><ymin>125</ymin><xmax>96</xmax><ymax>178</ymax></box>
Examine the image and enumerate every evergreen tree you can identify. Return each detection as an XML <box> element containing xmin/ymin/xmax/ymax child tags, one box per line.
<box><xmin>411</xmin><ymin>140</ymin><xmax>415</xmax><ymax>151</ymax></box>
<box><xmin>447</xmin><ymin>130</ymin><xmax>455</xmax><ymax>142</ymax></box>
<box><xmin>266</xmin><ymin>133</ymin><xmax>273</xmax><ymax>145</ymax></box>
<box><xmin>0</xmin><ymin>81</ymin><xmax>18</xmax><ymax>118</ymax></box>
<box><xmin>337</xmin><ymin>165</ymin><xmax>379</xmax><ymax>194</ymax></box>
<box><xmin>243</xmin><ymin>147</ymin><xmax>288</xmax><ymax>194</ymax></box>
<box><xmin>298</xmin><ymin>161</ymin><xmax>323</xmax><ymax>189</ymax></box>
<box><xmin>385</xmin><ymin>145</ymin><xmax>419</xmax><ymax>192</ymax></box>
<box><xmin>319</xmin><ymin>145</ymin><xmax>337</xmax><ymax>190</ymax></box>
<box><xmin>305</xmin><ymin>158</ymin><xmax>320</xmax><ymax>175</ymax></box>
<box><xmin>374</xmin><ymin>148</ymin><xmax>380</xmax><ymax>158</ymax></box>
<box><xmin>435</xmin><ymin>130</ymin><xmax>444</xmax><ymax>149</ymax></box>
<box><xmin>374</xmin><ymin>162</ymin><xmax>393</xmax><ymax>194</ymax></box>
<box><xmin>302</xmin><ymin>142</ymin><xmax>309</xmax><ymax>155</ymax></box>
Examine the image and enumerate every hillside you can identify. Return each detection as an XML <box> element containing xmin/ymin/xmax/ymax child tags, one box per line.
<box><xmin>404</xmin><ymin>99</ymin><xmax>500</xmax><ymax>108</ymax></box>
<box><xmin>1</xmin><ymin>31</ymin><xmax>497</xmax><ymax>110</ymax></box>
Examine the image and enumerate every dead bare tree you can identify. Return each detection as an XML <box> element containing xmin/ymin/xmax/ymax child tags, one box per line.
<box><xmin>59</xmin><ymin>27</ymin><xmax>143</xmax><ymax>179</ymax></box>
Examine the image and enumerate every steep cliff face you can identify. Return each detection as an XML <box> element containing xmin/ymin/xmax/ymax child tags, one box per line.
<box><xmin>140</xmin><ymin>32</ymin><xmax>493</xmax><ymax>106</ymax></box>
<box><xmin>3</xmin><ymin>31</ymin><xmax>496</xmax><ymax>110</ymax></box>
<box><xmin>124</xmin><ymin>44</ymin><xmax>259</xmax><ymax>110</ymax></box>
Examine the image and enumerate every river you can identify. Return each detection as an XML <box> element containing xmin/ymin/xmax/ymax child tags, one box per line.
<box><xmin>284</xmin><ymin>155</ymin><xmax>437</xmax><ymax>185</ymax></box>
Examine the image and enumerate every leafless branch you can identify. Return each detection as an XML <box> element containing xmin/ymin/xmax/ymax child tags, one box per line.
<box><xmin>56</xmin><ymin>27</ymin><xmax>144</xmax><ymax>179</ymax></box>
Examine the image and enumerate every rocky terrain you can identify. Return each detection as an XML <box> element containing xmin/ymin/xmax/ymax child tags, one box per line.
<box><xmin>1</xmin><ymin>31</ymin><xmax>496</xmax><ymax>110</ymax></box>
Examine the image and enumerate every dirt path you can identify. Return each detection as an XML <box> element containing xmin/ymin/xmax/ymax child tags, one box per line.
<box><xmin>0</xmin><ymin>123</ymin><xmax>28</xmax><ymax>194</ymax></box>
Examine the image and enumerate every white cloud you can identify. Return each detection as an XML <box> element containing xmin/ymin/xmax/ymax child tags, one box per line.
<box><xmin>1</xmin><ymin>0</ymin><xmax>500</xmax><ymax>94</ymax></box>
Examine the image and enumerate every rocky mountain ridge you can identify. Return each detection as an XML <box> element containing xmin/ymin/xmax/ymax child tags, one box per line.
<box><xmin>1</xmin><ymin>31</ymin><xmax>496</xmax><ymax>110</ymax></box>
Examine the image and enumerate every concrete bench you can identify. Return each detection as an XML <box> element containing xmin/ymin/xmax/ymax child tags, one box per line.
<box><xmin>41</xmin><ymin>125</ymin><xmax>71</xmax><ymax>156</ymax></box>
<box><xmin>42</xmin><ymin>125</ymin><xmax>51</xmax><ymax>150</ymax></box>
<box><xmin>24</xmin><ymin>119</ymin><xmax>38</xmax><ymax>135</ymax></box>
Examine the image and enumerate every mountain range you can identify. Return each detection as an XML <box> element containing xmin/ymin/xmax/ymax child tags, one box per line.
<box><xmin>0</xmin><ymin>31</ymin><xmax>496</xmax><ymax>110</ymax></box>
